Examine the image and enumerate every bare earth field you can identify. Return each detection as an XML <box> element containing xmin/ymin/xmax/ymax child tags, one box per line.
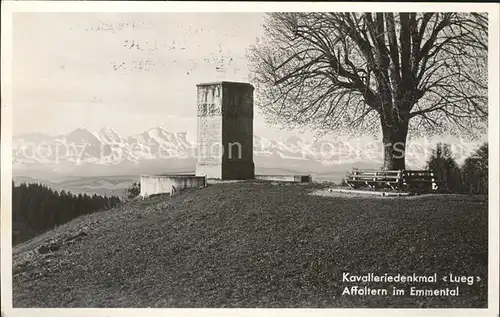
<box><xmin>12</xmin><ymin>181</ymin><xmax>488</xmax><ymax>308</ymax></box>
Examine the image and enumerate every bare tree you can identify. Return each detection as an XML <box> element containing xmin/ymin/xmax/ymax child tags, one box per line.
<box><xmin>248</xmin><ymin>12</ymin><xmax>488</xmax><ymax>170</ymax></box>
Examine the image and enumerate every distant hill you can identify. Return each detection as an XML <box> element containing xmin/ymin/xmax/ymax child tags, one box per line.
<box><xmin>13</xmin><ymin>175</ymin><xmax>142</xmax><ymax>198</ymax></box>
<box><xmin>12</xmin><ymin>159</ymin><xmax>382</xmax><ymax>198</ymax></box>
<box><xmin>14</xmin><ymin>126</ymin><xmax>482</xmax><ymax>189</ymax></box>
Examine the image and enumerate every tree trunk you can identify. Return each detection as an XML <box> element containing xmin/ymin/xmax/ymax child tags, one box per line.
<box><xmin>381</xmin><ymin>120</ymin><xmax>408</xmax><ymax>170</ymax></box>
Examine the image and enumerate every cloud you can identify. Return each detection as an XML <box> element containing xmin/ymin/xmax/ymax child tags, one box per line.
<box><xmin>13</xmin><ymin>12</ymin><xmax>266</xmax><ymax>136</ymax></box>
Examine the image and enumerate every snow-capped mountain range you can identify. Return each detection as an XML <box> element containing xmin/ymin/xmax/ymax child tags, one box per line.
<box><xmin>13</xmin><ymin>126</ymin><xmax>467</xmax><ymax>179</ymax></box>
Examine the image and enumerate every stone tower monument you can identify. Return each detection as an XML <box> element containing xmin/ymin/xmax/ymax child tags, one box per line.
<box><xmin>195</xmin><ymin>81</ymin><xmax>255</xmax><ymax>180</ymax></box>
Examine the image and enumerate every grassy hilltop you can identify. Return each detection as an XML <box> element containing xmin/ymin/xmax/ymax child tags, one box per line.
<box><xmin>12</xmin><ymin>181</ymin><xmax>488</xmax><ymax>308</ymax></box>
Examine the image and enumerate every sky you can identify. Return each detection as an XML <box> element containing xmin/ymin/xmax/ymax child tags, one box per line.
<box><xmin>13</xmin><ymin>12</ymin><xmax>310</xmax><ymax>139</ymax></box>
<box><xmin>11</xmin><ymin>12</ymin><xmax>487</xmax><ymax>152</ymax></box>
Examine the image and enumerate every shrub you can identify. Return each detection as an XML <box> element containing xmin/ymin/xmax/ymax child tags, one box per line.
<box><xmin>426</xmin><ymin>143</ymin><xmax>462</xmax><ymax>193</ymax></box>
<box><xmin>461</xmin><ymin>143</ymin><xmax>488</xmax><ymax>194</ymax></box>
<box><xmin>126</xmin><ymin>182</ymin><xmax>141</xmax><ymax>199</ymax></box>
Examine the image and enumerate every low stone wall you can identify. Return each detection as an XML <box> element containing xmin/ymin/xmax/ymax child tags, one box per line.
<box><xmin>140</xmin><ymin>175</ymin><xmax>207</xmax><ymax>198</ymax></box>
<box><xmin>255</xmin><ymin>175</ymin><xmax>312</xmax><ymax>183</ymax></box>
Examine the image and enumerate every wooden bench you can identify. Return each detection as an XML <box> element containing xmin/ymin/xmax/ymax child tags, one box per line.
<box><xmin>344</xmin><ymin>169</ymin><xmax>441</xmax><ymax>192</ymax></box>
<box><xmin>344</xmin><ymin>169</ymin><xmax>403</xmax><ymax>190</ymax></box>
